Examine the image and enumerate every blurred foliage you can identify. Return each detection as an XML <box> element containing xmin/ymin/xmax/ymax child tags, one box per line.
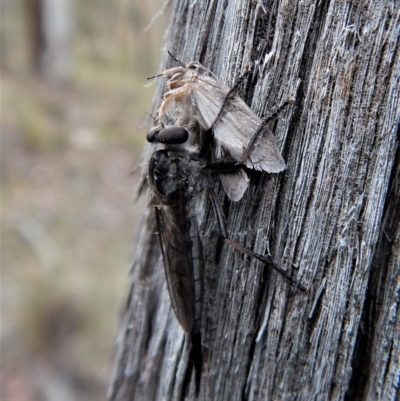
<box><xmin>1</xmin><ymin>0</ymin><xmax>169</xmax><ymax>400</ymax></box>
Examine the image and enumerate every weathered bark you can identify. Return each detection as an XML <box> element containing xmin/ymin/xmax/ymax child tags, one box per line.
<box><xmin>108</xmin><ymin>0</ymin><xmax>400</xmax><ymax>400</ymax></box>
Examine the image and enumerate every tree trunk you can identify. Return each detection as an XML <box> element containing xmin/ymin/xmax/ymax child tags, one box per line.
<box><xmin>26</xmin><ymin>0</ymin><xmax>72</xmax><ymax>80</ymax></box>
<box><xmin>108</xmin><ymin>1</ymin><xmax>400</xmax><ymax>400</ymax></box>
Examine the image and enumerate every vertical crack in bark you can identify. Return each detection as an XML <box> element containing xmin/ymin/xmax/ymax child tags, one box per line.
<box><xmin>298</xmin><ymin>0</ymin><xmax>331</xmax><ymax>93</ymax></box>
<box><xmin>240</xmin><ymin>265</ymin><xmax>271</xmax><ymax>401</ymax></box>
<box><xmin>345</xmin><ymin>132</ymin><xmax>400</xmax><ymax>400</ymax></box>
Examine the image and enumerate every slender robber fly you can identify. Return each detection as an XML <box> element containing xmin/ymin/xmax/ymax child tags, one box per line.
<box><xmin>147</xmin><ymin>54</ymin><xmax>289</xmax><ymax>201</ymax></box>
<box><xmin>148</xmin><ymin>146</ymin><xmax>304</xmax><ymax>334</ymax></box>
<box><xmin>147</xmin><ymin>56</ymin><xmax>301</xmax><ymax>334</ymax></box>
<box><xmin>148</xmin><ymin>148</ymin><xmax>204</xmax><ymax>333</ymax></box>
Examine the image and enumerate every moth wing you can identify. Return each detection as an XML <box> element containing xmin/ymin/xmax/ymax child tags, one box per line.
<box><xmin>193</xmin><ymin>76</ymin><xmax>286</xmax><ymax>172</ymax></box>
<box><xmin>158</xmin><ymin>86</ymin><xmax>197</xmax><ymax>132</ymax></box>
<box><xmin>158</xmin><ymin>86</ymin><xmax>189</xmax><ymax>121</ymax></box>
<box><xmin>219</xmin><ymin>169</ymin><xmax>249</xmax><ymax>202</ymax></box>
<box><xmin>155</xmin><ymin>205</ymin><xmax>194</xmax><ymax>333</ymax></box>
<box><xmin>244</xmin><ymin>126</ymin><xmax>286</xmax><ymax>172</ymax></box>
<box><xmin>191</xmin><ymin>75</ymin><xmax>231</xmax><ymax>131</ymax></box>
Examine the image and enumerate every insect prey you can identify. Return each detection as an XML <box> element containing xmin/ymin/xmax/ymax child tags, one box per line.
<box><xmin>147</xmin><ymin>58</ymin><xmax>287</xmax><ymax>201</ymax></box>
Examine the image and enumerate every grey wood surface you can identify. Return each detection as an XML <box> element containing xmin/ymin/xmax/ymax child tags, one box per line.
<box><xmin>108</xmin><ymin>1</ymin><xmax>400</xmax><ymax>400</ymax></box>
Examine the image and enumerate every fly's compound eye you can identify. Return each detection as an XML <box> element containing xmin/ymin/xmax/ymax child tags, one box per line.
<box><xmin>147</xmin><ymin>125</ymin><xmax>189</xmax><ymax>145</ymax></box>
<box><xmin>147</xmin><ymin>125</ymin><xmax>162</xmax><ymax>143</ymax></box>
<box><xmin>159</xmin><ymin>126</ymin><xmax>189</xmax><ymax>144</ymax></box>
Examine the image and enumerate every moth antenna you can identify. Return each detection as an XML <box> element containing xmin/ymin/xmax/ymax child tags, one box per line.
<box><xmin>167</xmin><ymin>50</ymin><xmax>185</xmax><ymax>67</ymax></box>
<box><xmin>147</xmin><ymin>72</ymin><xmax>166</xmax><ymax>80</ymax></box>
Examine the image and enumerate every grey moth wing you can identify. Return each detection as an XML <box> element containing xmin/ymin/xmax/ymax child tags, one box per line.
<box><xmin>218</xmin><ymin>168</ymin><xmax>249</xmax><ymax>202</ymax></box>
<box><xmin>157</xmin><ymin>72</ymin><xmax>250</xmax><ymax>200</ymax></box>
<box><xmin>191</xmin><ymin>75</ymin><xmax>286</xmax><ymax>173</ymax></box>
<box><xmin>158</xmin><ymin>65</ymin><xmax>286</xmax><ymax>173</ymax></box>
<box><xmin>154</xmin><ymin>204</ymin><xmax>194</xmax><ymax>333</ymax></box>
<box><xmin>155</xmin><ymin>63</ymin><xmax>286</xmax><ymax>201</ymax></box>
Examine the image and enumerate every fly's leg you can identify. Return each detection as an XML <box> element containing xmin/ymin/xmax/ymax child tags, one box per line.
<box><xmin>208</xmin><ymin>188</ymin><xmax>305</xmax><ymax>291</ymax></box>
<box><xmin>205</xmin><ymin>161</ymin><xmax>245</xmax><ymax>173</ymax></box>
<box><xmin>209</xmin><ymin>70</ymin><xmax>251</xmax><ymax>130</ymax></box>
<box><xmin>240</xmin><ymin>99</ymin><xmax>295</xmax><ymax>164</ymax></box>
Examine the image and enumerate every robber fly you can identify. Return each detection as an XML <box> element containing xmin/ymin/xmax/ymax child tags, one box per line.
<box><xmin>147</xmin><ymin>55</ymin><xmax>288</xmax><ymax>201</ymax></box>
<box><xmin>148</xmin><ymin>148</ymin><xmax>204</xmax><ymax>333</ymax></box>
<box><xmin>148</xmin><ymin>146</ymin><xmax>303</xmax><ymax>334</ymax></box>
<box><xmin>146</xmin><ymin>56</ymin><xmax>301</xmax><ymax>334</ymax></box>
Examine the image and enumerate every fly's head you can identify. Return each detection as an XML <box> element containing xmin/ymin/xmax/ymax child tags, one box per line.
<box><xmin>146</xmin><ymin>122</ymin><xmax>204</xmax><ymax>155</ymax></box>
<box><xmin>147</xmin><ymin>125</ymin><xmax>189</xmax><ymax>145</ymax></box>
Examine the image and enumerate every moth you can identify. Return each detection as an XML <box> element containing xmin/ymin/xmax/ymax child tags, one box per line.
<box><xmin>147</xmin><ymin>58</ymin><xmax>288</xmax><ymax>201</ymax></box>
<box><xmin>148</xmin><ymin>147</ymin><xmax>303</xmax><ymax>334</ymax></box>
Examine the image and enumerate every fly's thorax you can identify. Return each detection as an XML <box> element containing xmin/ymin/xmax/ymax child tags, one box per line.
<box><xmin>148</xmin><ymin>150</ymin><xmax>179</xmax><ymax>202</ymax></box>
<box><xmin>148</xmin><ymin>149</ymin><xmax>202</xmax><ymax>204</ymax></box>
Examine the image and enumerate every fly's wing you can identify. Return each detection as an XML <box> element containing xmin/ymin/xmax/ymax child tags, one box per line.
<box><xmin>155</xmin><ymin>204</ymin><xmax>194</xmax><ymax>333</ymax></box>
<box><xmin>192</xmin><ymin>75</ymin><xmax>286</xmax><ymax>173</ymax></box>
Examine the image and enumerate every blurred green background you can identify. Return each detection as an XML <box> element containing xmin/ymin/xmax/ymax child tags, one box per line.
<box><xmin>1</xmin><ymin>1</ymin><xmax>168</xmax><ymax>399</ymax></box>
